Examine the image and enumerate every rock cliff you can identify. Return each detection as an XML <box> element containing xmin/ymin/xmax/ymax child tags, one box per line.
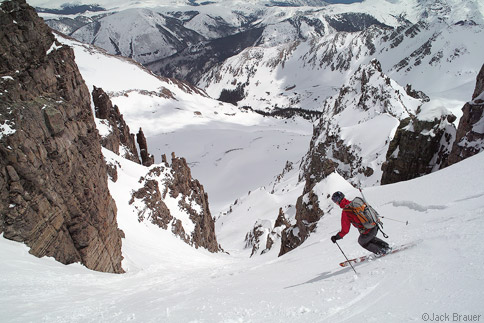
<box><xmin>167</xmin><ymin>153</ymin><xmax>221</xmax><ymax>252</ymax></box>
<box><xmin>446</xmin><ymin>64</ymin><xmax>484</xmax><ymax>166</ymax></box>
<box><xmin>136</xmin><ymin>128</ymin><xmax>154</xmax><ymax>167</ymax></box>
<box><xmin>0</xmin><ymin>0</ymin><xmax>124</xmax><ymax>273</ymax></box>
<box><xmin>381</xmin><ymin>65</ymin><xmax>484</xmax><ymax>183</ymax></box>
<box><xmin>130</xmin><ymin>153</ymin><xmax>222</xmax><ymax>252</ymax></box>
<box><xmin>92</xmin><ymin>86</ymin><xmax>141</xmax><ymax>164</ymax></box>
<box><xmin>381</xmin><ymin>114</ymin><xmax>456</xmax><ymax>184</ymax></box>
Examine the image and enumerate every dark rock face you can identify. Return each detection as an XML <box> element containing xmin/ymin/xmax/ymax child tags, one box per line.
<box><xmin>405</xmin><ymin>84</ymin><xmax>430</xmax><ymax>103</ymax></box>
<box><xmin>245</xmin><ymin>221</ymin><xmax>267</xmax><ymax>257</ymax></box>
<box><xmin>382</xmin><ymin>65</ymin><xmax>484</xmax><ymax>182</ymax></box>
<box><xmin>129</xmin><ymin>153</ymin><xmax>222</xmax><ymax>253</ymax></box>
<box><xmin>167</xmin><ymin>153</ymin><xmax>221</xmax><ymax>253</ymax></box>
<box><xmin>275</xmin><ymin>207</ymin><xmax>291</xmax><ymax>229</ymax></box>
<box><xmin>245</xmin><ymin>208</ymin><xmax>290</xmax><ymax>257</ymax></box>
<box><xmin>137</xmin><ymin>128</ymin><xmax>154</xmax><ymax>167</ymax></box>
<box><xmin>280</xmin><ymin>190</ymin><xmax>323</xmax><ymax>256</ymax></box>
<box><xmin>326</xmin><ymin>12</ymin><xmax>389</xmax><ymax>33</ymax></box>
<box><xmin>472</xmin><ymin>65</ymin><xmax>484</xmax><ymax>101</ymax></box>
<box><xmin>0</xmin><ymin>0</ymin><xmax>123</xmax><ymax>273</ymax></box>
<box><xmin>92</xmin><ymin>86</ymin><xmax>140</xmax><ymax>164</ymax></box>
<box><xmin>129</xmin><ymin>170</ymin><xmax>173</xmax><ymax>229</ymax></box>
<box><xmin>446</xmin><ymin>64</ymin><xmax>484</xmax><ymax>166</ymax></box>
<box><xmin>381</xmin><ymin>115</ymin><xmax>455</xmax><ymax>184</ymax></box>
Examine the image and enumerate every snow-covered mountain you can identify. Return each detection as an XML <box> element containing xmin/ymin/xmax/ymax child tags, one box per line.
<box><xmin>3</xmin><ymin>0</ymin><xmax>484</xmax><ymax>321</ymax></box>
<box><xmin>34</xmin><ymin>0</ymin><xmax>484</xmax><ymax>106</ymax></box>
<box><xmin>200</xmin><ymin>0</ymin><xmax>484</xmax><ymax>113</ymax></box>
<box><xmin>35</xmin><ymin>0</ymin><xmax>484</xmax><ymax>93</ymax></box>
<box><xmin>69</xmin><ymin>8</ymin><xmax>206</xmax><ymax>65</ymax></box>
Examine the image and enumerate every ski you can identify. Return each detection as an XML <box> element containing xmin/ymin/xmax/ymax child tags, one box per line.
<box><xmin>339</xmin><ymin>242</ymin><xmax>418</xmax><ymax>267</ymax></box>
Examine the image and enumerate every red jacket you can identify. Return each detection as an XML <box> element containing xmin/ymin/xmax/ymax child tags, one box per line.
<box><xmin>336</xmin><ymin>198</ymin><xmax>371</xmax><ymax>238</ymax></box>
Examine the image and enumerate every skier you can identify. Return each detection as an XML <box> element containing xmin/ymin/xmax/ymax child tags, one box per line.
<box><xmin>330</xmin><ymin>191</ymin><xmax>391</xmax><ymax>255</ymax></box>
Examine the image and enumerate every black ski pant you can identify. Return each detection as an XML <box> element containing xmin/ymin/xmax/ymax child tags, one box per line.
<box><xmin>358</xmin><ymin>226</ymin><xmax>389</xmax><ymax>254</ymax></box>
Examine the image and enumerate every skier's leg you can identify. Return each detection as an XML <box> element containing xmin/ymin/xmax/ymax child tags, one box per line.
<box><xmin>358</xmin><ymin>227</ymin><xmax>377</xmax><ymax>248</ymax></box>
<box><xmin>373</xmin><ymin>237</ymin><xmax>390</xmax><ymax>249</ymax></box>
<box><xmin>360</xmin><ymin>241</ymin><xmax>382</xmax><ymax>254</ymax></box>
<box><xmin>359</xmin><ymin>227</ymin><xmax>386</xmax><ymax>254</ymax></box>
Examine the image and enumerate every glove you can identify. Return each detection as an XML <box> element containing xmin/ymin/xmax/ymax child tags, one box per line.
<box><xmin>331</xmin><ymin>235</ymin><xmax>341</xmax><ymax>243</ymax></box>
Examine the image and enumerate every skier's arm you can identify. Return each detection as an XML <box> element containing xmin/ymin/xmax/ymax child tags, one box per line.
<box><xmin>338</xmin><ymin>213</ymin><xmax>351</xmax><ymax>238</ymax></box>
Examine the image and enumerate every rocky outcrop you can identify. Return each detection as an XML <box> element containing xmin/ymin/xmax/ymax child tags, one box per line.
<box><xmin>129</xmin><ymin>153</ymin><xmax>222</xmax><ymax>252</ymax></box>
<box><xmin>129</xmin><ymin>171</ymin><xmax>172</xmax><ymax>229</ymax></box>
<box><xmin>405</xmin><ymin>84</ymin><xmax>430</xmax><ymax>103</ymax></box>
<box><xmin>137</xmin><ymin>128</ymin><xmax>154</xmax><ymax>167</ymax></box>
<box><xmin>92</xmin><ymin>86</ymin><xmax>140</xmax><ymax>164</ymax></box>
<box><xmin>245</xmin><ymin>220</ymin><xmax>270</xmax><ymax>257</ymax></box>
<box><xmin>0</xmin><ymin>0</ymin><xmax>124</xmax><ymax>273</ymax></box>
<box><xmin>275</xmin><ymin>207</ymin><xmax>291</xmax><ymax>229</ymax></box>
<box><xmin>446</xmin><ymin>64</ymin><xmax>484</xmax><ymax>166</ymax></box>
<box><xmin>472</xmin><ymin>65</ymin><xmax>484</xmax><ymax>100</ymax></box>
<box><xmin>280</xmin><ymin>190</ymin><xmax>323</xmax><ymax>256</ymax></box>
<box><xmin>380</xmin><ymin>65</ymin><xmax>484</xmax><ymax>183</ymax></box>
<box><xmin>378</xmin><ymin>69</ymin><xmax>484</xmax><ymax>185</ymax></box>
<box><xmin>92</xmin><ymin>87</ymin><xmax>157</xmax><ymax>168</ymax></box>
<box><xmin>381</xmin><ymin>114</ymin><xmax>456</xmax><ymax>184</ymax></box>
<box><xmin>245</xmin><ymin>208</ymin><xmax>290</xmax><ymax>257</ymax></box>
<box><xmin>166</xmin><ymin>153</ymin><xmax>221</xmax><ymax>252</ymax></box>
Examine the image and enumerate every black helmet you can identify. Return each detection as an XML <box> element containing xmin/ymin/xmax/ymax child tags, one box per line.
<box><xmin>331</xmin><ymin>191</ymin><xmax>345</xmax><ymax>204</ymax></box>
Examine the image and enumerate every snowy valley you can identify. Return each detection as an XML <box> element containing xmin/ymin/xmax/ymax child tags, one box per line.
<box><xmin>1</xmin><ymin>0</ymin><xmax>484</xmax><ymax>322</ymax></box>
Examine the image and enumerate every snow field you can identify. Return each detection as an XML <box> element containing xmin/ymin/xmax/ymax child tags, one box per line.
<box><xmin>149</xmin><ymin>118</ymin><xmax>313</xmax><ymax>214</ymax></box>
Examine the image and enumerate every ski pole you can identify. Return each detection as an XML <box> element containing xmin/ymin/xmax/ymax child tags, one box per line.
<box><xmin>358</xmin><ymin>187</ymin><xmax>368</xmax><ymax>202</ymax></box>
<box><xmin>335</xmin><ymin>241</ymin><xmax>358</xmax><ymax>275</ymax></box>
<box><xmin>380</xmin><ymin>216</ymin><xmax>408</xmax><ymax>225</ymax></box>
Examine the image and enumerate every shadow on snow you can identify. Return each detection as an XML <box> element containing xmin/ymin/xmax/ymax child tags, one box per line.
<box><xmin>284</xmin><ymin>267</ymin><xmax>354</xmax><ymax>289</ymax></box>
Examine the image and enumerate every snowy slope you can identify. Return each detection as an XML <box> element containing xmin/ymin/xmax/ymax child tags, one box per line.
<box><xmin>2</xmin><ymin>151</ymin><xmax>483</xmax><ymax>322</ymax></box>
<box><xmin>68</xmin><ymin>8</ymin><xmax>201</xmax><ymax>65</ymax></box>
<box><xmin>56</xmin><ymin>33</ymin><xmax>313</xmax><ymax>214</ymax></box>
